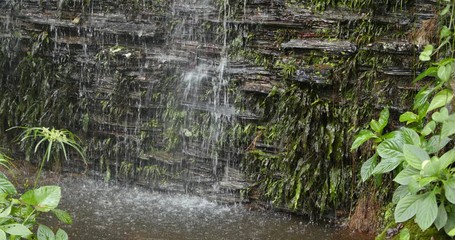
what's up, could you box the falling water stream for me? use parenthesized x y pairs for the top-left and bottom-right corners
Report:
(42, 176), (370, 240)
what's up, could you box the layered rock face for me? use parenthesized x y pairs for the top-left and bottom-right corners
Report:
(0, 0), (435, 214)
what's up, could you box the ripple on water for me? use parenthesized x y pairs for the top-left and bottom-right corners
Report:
(42, 177), (370, 240)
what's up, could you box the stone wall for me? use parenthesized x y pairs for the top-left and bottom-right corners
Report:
(0, 0), (436, 216)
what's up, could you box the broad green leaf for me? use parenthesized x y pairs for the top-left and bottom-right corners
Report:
(415, 192), (438, 231)
(418, 176), (438, 187)
(445, 183), (455, 204)
(432, 107), (449, 122)
(419, 53), (431, 61)
(422, 157), (441, 177)
(399, 112), (418, 124)
(0, 206), (11, 218)
(394, 166), (419, 185)
(441, 25), (452, 37)
(55, 229), (68, 240)
(401, 128), (420, 146)
(350, 130), (377, 150)
(21, 186), (61, 212)
(0, 224), (32, 237)
(422, 45), (434, 55)
(440, 149), (455, 170)
(421, 121), (436, 136)
(369, 120), (381, 133)
(393, 185), (410, 204)
(0, 177), (17, 195)
(383, 130), (402, 140)
(399, 228), (410, 240)
(445, 211), (455, 236)
(427, 89), (453, 113)
(435, 203), (448, 230)
(360, 154), (377, 182)
(425, 135), (451, 154)
(438, 57), (455, 66)
(418, 102), (430, 120)
(377, 138), (405, 160)
(438, 64), (452, 83)
(0, 230), (5, 240)
(51, 209), (73, 224)
(413, 89), (432, 110)
(419, 45), (433, 61)
(372, 158), (402, 175)
(37, 225), (54, 240)
(403, 144), (430, 170)
(394, 194), (421, 222)
(414, 66), (437, 83)
(441, 5), (451, 16)
(442, 120), (455, 138)
(378, 108), (389, 131)
(408, 176), (422, 194)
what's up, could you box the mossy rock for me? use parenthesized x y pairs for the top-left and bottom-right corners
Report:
(376, 221), (451, 240)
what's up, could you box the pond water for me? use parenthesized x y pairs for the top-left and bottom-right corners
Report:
(43, 176), (371, 240)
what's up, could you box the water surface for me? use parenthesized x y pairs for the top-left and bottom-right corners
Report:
(44, 176), (370, 240)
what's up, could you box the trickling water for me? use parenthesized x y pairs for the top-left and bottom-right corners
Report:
(44, 176), (370, 240)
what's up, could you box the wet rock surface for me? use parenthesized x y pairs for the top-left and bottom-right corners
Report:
(0, 0), (435, 211)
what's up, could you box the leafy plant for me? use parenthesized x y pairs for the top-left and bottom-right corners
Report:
(351, 1), (455, 236)
(0, 154), (71, 239)
(12, 127), (86, 187)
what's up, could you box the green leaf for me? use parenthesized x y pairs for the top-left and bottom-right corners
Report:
(37, 225), (55, 240)
(438, 64), (452, 83)
(55, 229), (68, 240)
(408, 177), (423, 194)
(377, 138), (405, 160)
(0, 206), (12, 218)
(360, 154), (377, 182)
(0, 224), (32, 237)
(350, 130), (377, 150)
(435, 203), (448, 230)
(51, 209), (72, 224)
(399, 112), (418, 124)
(399, 228), (410, 240)
(372, 158), (402, 175)
(441, 149), (455, 170)
(427, 89), (453, 113)
(378, 108), (389, 130)
(441, 5), (451, 16)
(445, 211), (455, 236)
(442, 120), (455, 138)
(21, 186), (61, 212)
(414, 66), (437, 83)
(394, 166), (419, 185)
(418, 176), (438, 187)
(393, 185), (410, 204)
(422, 157), (441, 177)
(425, 135), (451, 154)
(419, 53), (431, 61)
(369, 120), (381, 133)
(401, 128), (420, 146)
(421, 121), (436, 136)
(413, 89), (432, 110)
(394, 194), (421, 222)
(0, 230), (5, 240)
(419, 45), (433, 61)
(403, 144), (430, 170)
(445, 182), (455, 204)
(415, 192), (438, 231)
(432, 107), (449, 122)
(0, 176), (17, 195)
